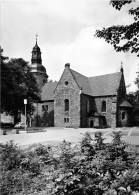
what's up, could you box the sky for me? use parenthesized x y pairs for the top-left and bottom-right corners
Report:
(1, 0), (139, 92)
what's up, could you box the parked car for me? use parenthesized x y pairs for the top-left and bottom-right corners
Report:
(14, 122), (26, 129)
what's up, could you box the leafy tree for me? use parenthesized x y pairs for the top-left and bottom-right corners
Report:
(95, 0), (139, 95)
(96, 0), (139, 56)
(1, 47), (40, 123)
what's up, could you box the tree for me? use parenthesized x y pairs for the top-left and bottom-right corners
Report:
(96, 0), (139, 96)
(1, 47), (40, 123)
(96, 0), (139, 56)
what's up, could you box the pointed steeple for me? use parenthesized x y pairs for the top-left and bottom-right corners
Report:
(31, 35), (42, 64)
(30, 35), (48, 87)
(35, 34), (38, 46)
(120, 61), (124, 74)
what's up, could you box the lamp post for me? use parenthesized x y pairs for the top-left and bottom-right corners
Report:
(24, 99), (27, 132)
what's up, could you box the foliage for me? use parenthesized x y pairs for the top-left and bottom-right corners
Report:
(95, 0), (139, 94)
(127, 92), (137, 105)
(0, 142), (55, 195)
(0, 132), (139, 195)
(53, 132), (139, 195)
(96, 0), (139, 56)
(1, 47), (40, 120)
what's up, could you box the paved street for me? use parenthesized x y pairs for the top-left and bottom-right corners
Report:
(0, 127), (139, 147)
(0, 127), (112, 146)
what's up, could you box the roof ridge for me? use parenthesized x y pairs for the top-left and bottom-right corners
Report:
(70, 69), (88, 78)
(88, 71), (121, 79)
(47, 81), (58, 83)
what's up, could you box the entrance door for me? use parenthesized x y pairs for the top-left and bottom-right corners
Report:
(90, 120), (94, 128)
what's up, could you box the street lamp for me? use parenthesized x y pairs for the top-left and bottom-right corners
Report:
(24, 99), (27, 132)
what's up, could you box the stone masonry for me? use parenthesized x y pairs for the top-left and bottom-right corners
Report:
(54, 64), (80, 127)
(94, 96), (117, 128)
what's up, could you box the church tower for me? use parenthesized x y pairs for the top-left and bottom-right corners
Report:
(30, 35), (48, 88)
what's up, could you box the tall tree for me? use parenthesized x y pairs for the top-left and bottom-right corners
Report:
(96, 0), (139, 98)
(1, 47), (40, 123)
(96, 0), (138, 56)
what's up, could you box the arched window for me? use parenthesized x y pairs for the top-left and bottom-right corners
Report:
(64, 99), (69, 111)
(101, 100), (106, 112)
(122, 112), (126, 120)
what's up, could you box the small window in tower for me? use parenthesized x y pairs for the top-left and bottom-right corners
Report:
(101, 100), (106, 112)
(65, 81), (69, 86)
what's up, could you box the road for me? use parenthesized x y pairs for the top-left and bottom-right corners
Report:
(0, 127), (139, 147)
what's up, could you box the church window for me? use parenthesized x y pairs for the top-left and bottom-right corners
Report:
(42, 105), (48, 112)
(122, 112), (125, 120)
(65, 81), (69, 86)
(101, 100), (106, 112)
(64, 99), (69, 111)
(64, 117), (69, 123)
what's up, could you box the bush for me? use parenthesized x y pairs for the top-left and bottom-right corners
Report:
(53, 132), (139, 195)
(0, 132), (139, 195)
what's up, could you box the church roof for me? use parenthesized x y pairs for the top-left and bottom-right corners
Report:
(41, 67), (123, 101)
(71, 70), (122, 96)
(88, 72), (122, 96)
(41, 81), (57, 101)
(119, 100), (132, 108)
(70, 69), (92, 96)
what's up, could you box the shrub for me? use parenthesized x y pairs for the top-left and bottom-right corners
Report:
(53, 132), (139, 195)
(0, 132), (139, 195)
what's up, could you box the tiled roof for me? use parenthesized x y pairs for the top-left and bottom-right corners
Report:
(41, 81), (57, 101)
(119, 100), (132, 107)
(88, 72), (122, 96)
(71, 69), (122, 96)
(70, 69), (92, 96)
(41, 69), (122, 101)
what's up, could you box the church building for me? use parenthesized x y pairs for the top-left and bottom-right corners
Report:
(30, 40), (132, 128)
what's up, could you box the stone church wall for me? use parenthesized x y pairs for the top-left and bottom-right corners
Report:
(80, 94), (95, 128)
(54, 66), (80, 127)
(94, 96), (117, 128)
(32, 101), (54, 127)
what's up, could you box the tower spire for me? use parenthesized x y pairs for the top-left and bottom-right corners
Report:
(31, 36), (48, 87)
(120, 61), (124, 73)
(35, 34), (38, 45)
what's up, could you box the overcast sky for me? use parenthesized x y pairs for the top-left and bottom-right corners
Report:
(1, 0), (139, 92)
